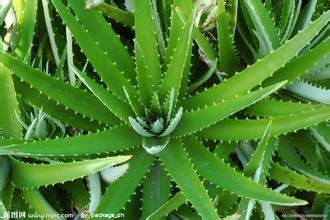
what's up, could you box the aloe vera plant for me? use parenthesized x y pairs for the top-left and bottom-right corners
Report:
(0, 0), (329, 219)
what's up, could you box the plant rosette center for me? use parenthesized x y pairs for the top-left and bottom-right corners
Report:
(128, 89), (183, 154)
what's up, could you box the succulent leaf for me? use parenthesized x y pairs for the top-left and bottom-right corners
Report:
(216, 0), (240, 75)
(142, 161), (170, 219)
(87, 173), (101, 214)
(182, 11), (330, 109)
(14, 0), (38, 61)
(0, 125), (140, 156)
(53, 0), (137, 99)
(129, 117), (155, 138)
(159, 139), (220, 219)
(100, 163), (129, 184)
(142, 136), (170, 155)
(286, 80), (330, 104)
(309, 122), (330, 152)
(175, 81), (286, 136)
(10, 155), (132, 188)
(0, 53), (120, 125)
(147, 192), (186, 220)
(134, 0), (162, 103)
(72, 66), (134, 123)
(160, 8), (195, 100)
(270, 163), (330, 193)
(20, 189), (60, 218)
(97, 3), (134, 26)
(14, 80), (103, 131)
(95, 149), (153, 216)
(160, 107), (183, 137)
(0, 67), (21, 139)
(184, 136), (307, 206)
(199, 105), (330, 140)
(278, 136), (330, 184)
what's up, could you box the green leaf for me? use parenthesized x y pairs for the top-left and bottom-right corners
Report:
(173, 206), (202, 219)
(11, 190), (34, 216)
(142, 136), (170, 155)
(290, 131), (323, 170)
(228, 0), (238, 34)
(286, 80), (330, 104)
(52, 0), (137, 99)
(151, 92), (162, 115)
(193, 28), (218, 62)
(311, 193), (328, 214)
(162, 88), (175, 121)
(214, 142), (237, 160)
(142, 161), (170, 219)
(11, 155), (131, 188)
(159, 0), (172, 35)
(0, 125), (140, 157)
(216, 190), (239, 217)
(305, 63), (330, 81)
(14, 80), (104, 131)
(0, 138), (25, 147)
(270, 163), (330, 193)
(183, 136), (307, 206)
(0, 157), (10, 217)
(97, 3), (134, 27)
(165, 0), (192, 64)
(314, 0), (328, 18)
(278, 0), (291, 34)
(54, 46), (67, 78)
(0, 67), (21, 139)
(278, 136), (330, 184)
(279, 0), (297, 43)
(151, 0), (167, 67)
(14, 0), (38, 61)
(286, 0), (302, 40)
(246, 99), (323, 117)
(123, 86), (144, 116)
(181, 11), (330, 110)
(216, 0), (239, 75)
(160, 8), (195, 101)
(240, 0), (279, 57)
(198, 105), (330, 140)
(310, 122), (330, 152)
(42, 0), (61, 66)
(301, 24), (330, 55)
(188, 59), (218, 92)
(68, 0), (136, 83)
(95, 149), (154, 216)
(2, 183), (14, 212)
(294, 0), (317, 32)
(134, 0), (162, 103)
(0, 52), (119, 125)
(21, 189), (61, 218)
(159, 139), (220, 220)
(243, 121), (275, 184)
(237, 0), (259, 58)
(237, 122), (277, 218)
(120, 189), (142, 220)
(0, 157), (9, 191)
(147, 192), (186, 220)
(243, 0), (280, 52)
(60, 179), (89, 210)
(174, 81), (286, 137)
(71, 66), (134, 123)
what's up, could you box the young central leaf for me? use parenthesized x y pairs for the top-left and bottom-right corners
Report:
(127, 89), (183, 154)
